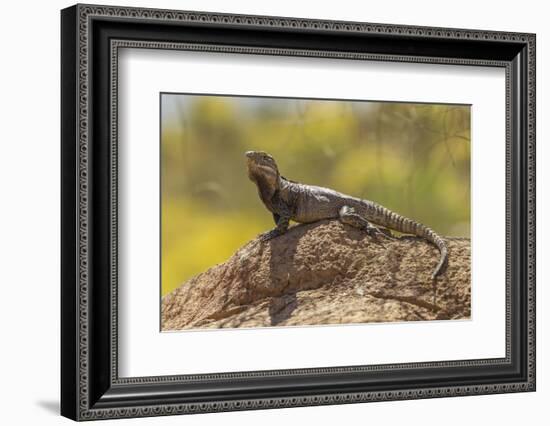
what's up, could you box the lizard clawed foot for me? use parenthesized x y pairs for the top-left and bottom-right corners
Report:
(364, 224), (396, 241)
(258, 229), (282, 242)
(376, 227), (398, 240)
(364, 223), (381, 237)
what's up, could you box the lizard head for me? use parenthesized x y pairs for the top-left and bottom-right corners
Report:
(245, 151), (279, 182)
(245, 151), (280, 200)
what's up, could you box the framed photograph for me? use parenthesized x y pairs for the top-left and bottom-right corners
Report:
(61, 4), (536, 421)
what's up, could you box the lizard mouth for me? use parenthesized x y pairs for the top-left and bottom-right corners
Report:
(245, 153), (256, 171)
(245, 151), (262, 166)
(246, 152), (260, 180)
(245, 151), (262, 171)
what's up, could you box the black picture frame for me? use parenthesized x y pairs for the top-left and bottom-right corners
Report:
(61, 4), (536, 421)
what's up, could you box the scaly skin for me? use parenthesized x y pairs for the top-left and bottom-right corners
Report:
(246, 150), (448, 279)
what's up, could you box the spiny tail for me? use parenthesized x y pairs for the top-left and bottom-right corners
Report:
(365, 202), (448, 279)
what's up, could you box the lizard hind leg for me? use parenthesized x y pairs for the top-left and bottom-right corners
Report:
(338, 205), (382, 237)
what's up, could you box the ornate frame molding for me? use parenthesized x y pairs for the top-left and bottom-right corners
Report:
(61, 4), (535, 421)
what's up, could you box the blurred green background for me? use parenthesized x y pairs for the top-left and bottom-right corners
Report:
(161, 94), (470, 296)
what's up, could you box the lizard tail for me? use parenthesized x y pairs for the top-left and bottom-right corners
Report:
(365, 202), (448, 279)
(422, 228), (448, 280)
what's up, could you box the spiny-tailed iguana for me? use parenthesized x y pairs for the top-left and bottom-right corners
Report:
(245, 150), (448, 279)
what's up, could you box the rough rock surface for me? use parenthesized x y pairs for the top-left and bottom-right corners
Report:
(162, 220), (470, 330)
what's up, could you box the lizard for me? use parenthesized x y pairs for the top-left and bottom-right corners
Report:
(245, 150), (448, 280)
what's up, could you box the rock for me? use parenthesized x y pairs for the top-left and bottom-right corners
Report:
(161, 220), (471, 330)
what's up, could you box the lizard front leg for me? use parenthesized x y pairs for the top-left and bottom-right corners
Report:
(259, 214), (290, 242)
(259, 203), (291, 242)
